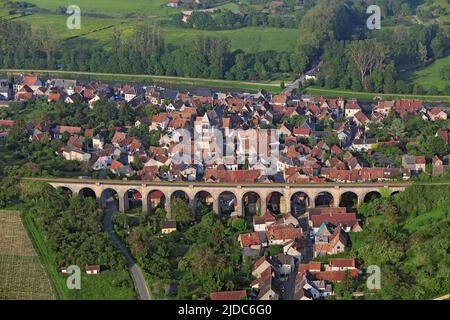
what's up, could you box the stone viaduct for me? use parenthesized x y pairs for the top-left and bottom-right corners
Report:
(32, 178), (409, 218)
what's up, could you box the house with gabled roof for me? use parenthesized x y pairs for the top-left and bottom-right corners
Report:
(251, 256), (274, 278)
(150, 113), (170, 131)
(272, 253), (295, 276)
(344, 100), (362, 118)
(402, 155), (426, 174)
(312, 269), (358, 283)
(54, 125), (82, 139)
(253, 211), (276, 232)
(256, 275), (283, 300)
(353, 110), (369, 127)
(428, 107), (447, 121)
(326, 258), (356, 271)
(238, 232), (267, 252)
(266, 223), (303, 246)
(313, 227), (350, 258)
(432, 156), (444, 176)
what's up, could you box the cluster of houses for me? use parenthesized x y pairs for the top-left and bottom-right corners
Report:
(211, 254), (360, 300)
(1, 75), (448, 183)
(231, 206), (361, 300)
(2, 75), (448, 300)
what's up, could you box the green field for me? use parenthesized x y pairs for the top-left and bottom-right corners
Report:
(0, 210), (56, 300)
(5, 0), (297, 53)
(69, 270), (136, 300)
(304, 86), (450, 102)
(8, 0), (175, 17)
(403, 208), (448, 233)
(400, 55), (450, 91)
(163, 26), (298, 53)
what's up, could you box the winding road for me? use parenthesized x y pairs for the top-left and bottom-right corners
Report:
(102, 198), (150, 300)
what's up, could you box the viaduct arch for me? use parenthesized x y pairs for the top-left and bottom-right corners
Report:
(45, 178), (408, 218)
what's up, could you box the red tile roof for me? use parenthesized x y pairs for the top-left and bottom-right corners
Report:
(111, 131), (127, 143)
(312, 269), (358, 282)
(299, 261), (321, 272)
(415, 156), (426, 164)
(55, 125), (82, 135)
(110, 160), (122, 170)
(210, 290), (247, 301)
(0, 120), (15, 127)
(47, 92), (61, 102)
(22, 76), (38, 86)
(239, 232), (262, 247)
(84, 129), (94, 138)
(328, 258), (355, 268)
(204, 169), (261, 183)
(266, 224), (303, 241)
(310, 212), (357, 228)
(293, 128), (311, 136)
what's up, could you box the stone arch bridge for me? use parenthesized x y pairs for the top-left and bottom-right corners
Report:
(29, 178), (410, 218)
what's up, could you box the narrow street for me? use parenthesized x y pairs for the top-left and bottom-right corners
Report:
(102, 198), (150, 300)
(283, 212), (312, 300)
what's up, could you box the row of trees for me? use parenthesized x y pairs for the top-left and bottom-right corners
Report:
(0, 19), (297, 81)
(172, 10), (299, 30)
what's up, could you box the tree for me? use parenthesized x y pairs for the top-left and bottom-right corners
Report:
(347, 40), (386, 91)
(431, 30), (450, 59)
(171, 198), (192, 224)
(439, 65), (450, 81)
(0, 175), (20, 208)
(230, 218), (247, 232)
(132, 154), (143, 170)
(387, 118), (405, 140)
(417, 42), (428, 64)
(383, 63), (396, 93)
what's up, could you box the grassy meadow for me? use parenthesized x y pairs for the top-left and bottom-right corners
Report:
(3, 0), (297, 53)
(304, 86), (450, 102)
(400, 55), (450, 92)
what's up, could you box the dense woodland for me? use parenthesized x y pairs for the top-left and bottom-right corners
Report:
(114, 200), (251, 299)
(344, 184), (450, 300)
(0, 0), (449, 94)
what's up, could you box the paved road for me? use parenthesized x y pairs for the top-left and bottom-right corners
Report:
(103, 199), (150, 300)
(283, 77), (302, 93)
(282, 265), (298, 300)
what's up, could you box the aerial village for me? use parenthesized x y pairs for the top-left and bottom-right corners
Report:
(0, 74), (449, 299)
